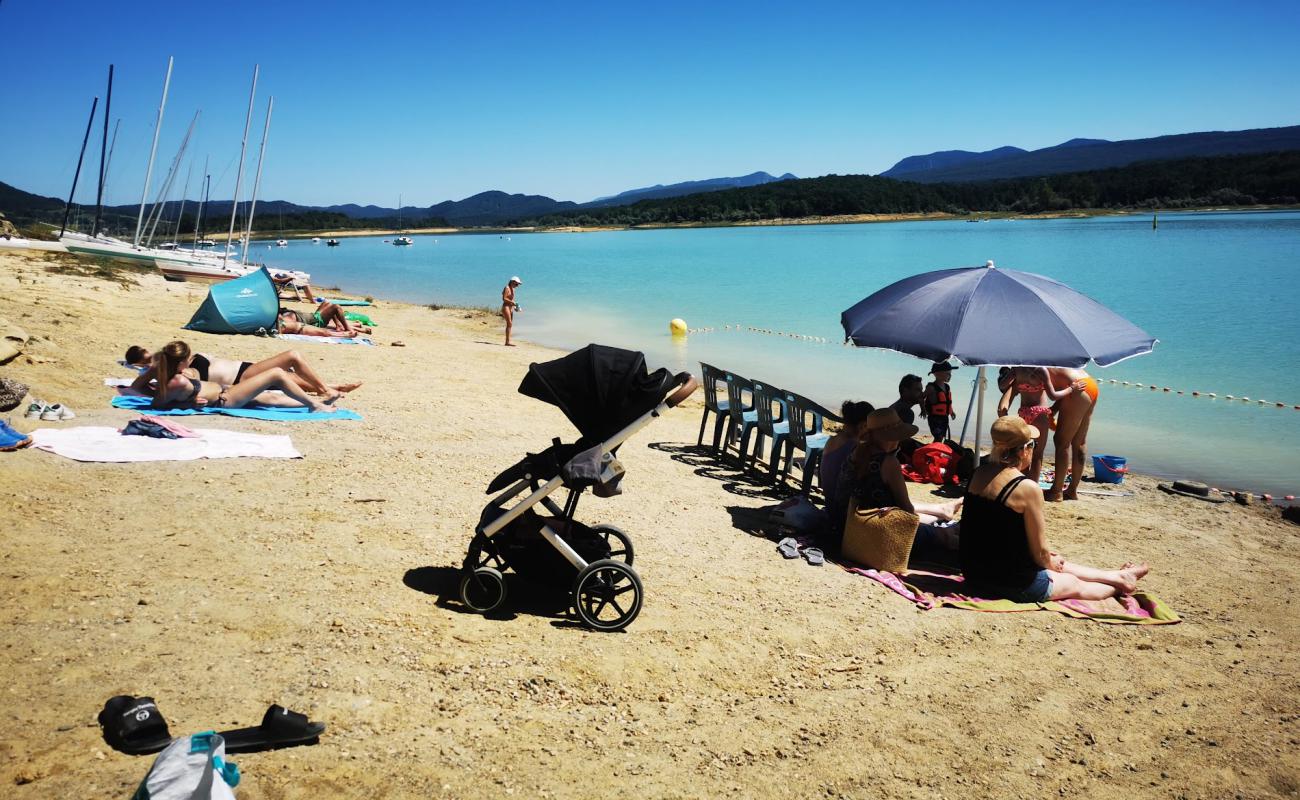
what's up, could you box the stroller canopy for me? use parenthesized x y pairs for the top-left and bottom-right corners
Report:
(519, 344), (677, 442)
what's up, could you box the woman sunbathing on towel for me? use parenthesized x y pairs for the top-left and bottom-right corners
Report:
(147, 341), (337, 413)
(960, 416), (1149, 602)
(278, 304), (370, 336)
(125, 345), (361, 402)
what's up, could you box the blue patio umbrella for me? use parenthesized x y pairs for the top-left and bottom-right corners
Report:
(840, 261), (1157, 454)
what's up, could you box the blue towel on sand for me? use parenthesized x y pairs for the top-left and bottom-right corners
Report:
(112, 394), (361, 421)
(277, 334), (374, 345)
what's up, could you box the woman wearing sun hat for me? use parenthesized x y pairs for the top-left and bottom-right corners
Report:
(960, 416), (1149, 602)
(501, 276), (523, 346)
(825, 409), (962, 558)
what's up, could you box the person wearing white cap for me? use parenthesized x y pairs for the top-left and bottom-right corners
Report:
(501, 276), (523, 346)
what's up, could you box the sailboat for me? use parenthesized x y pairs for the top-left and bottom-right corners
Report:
(57, 59), (272, 283)
(392, 194), (413, 245)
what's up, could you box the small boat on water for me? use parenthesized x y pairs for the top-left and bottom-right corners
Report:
(196, 238), (218, 247)
(276, 239), (288, 247)
(158, 242), (179, 250)
(393, 235), (413, 246)
(311, 237), (320, 243)
(326, 238), (340, 247)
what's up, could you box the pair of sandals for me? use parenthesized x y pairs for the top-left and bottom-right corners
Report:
(98, 696), (326, 756)
(777, 537), (824, 566)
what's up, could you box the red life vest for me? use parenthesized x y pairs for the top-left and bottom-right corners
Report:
(928, 384), (951, 416)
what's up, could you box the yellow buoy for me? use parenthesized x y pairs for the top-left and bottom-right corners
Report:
(669, 318), (688, 337)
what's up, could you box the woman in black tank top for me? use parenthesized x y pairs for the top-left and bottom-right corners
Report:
(961, 416), (1151, 602)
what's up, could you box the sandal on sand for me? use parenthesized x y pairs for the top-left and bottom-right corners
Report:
(803, 547), (825, 566)
(219, 705), (326, 753)
(776, 537), (800, 559)
(98, 695), (173, 755)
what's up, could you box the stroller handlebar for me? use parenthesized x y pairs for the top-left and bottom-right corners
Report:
(666, 372), (699, 408)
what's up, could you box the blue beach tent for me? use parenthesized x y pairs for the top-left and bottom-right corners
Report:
(184, 267), (279, 334)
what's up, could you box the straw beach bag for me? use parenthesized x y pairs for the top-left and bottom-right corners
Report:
(841, 500), (919, 573)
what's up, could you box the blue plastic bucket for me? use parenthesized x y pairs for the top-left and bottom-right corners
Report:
(1092, 455), (1128, 484)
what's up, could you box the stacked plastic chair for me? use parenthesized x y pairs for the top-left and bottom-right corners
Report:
(779, 390), (833, 495)
(696, 363), (731, 452)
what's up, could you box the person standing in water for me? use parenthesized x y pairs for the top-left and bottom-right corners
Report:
(502, 276), (522, 346)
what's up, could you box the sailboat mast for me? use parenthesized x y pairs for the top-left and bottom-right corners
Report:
(91, 64), (114, 238)
(59, 96), (99, 239)
(102, 119), (121, 197)
(144, 110), (199, 246)
(193, 157), (209, 247)
(135, 56), (174, 247)
(172, 161), (193, 243)
(241, 95), (274, 252)
(223, 64), (259, 266)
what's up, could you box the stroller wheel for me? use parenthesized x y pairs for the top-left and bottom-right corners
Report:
(572, 559), (643, 632)
(460, 567), (507, 614)
(591, 524), (634, 565)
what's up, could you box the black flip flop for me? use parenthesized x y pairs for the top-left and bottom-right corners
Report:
(219, 705), (326, 753)
(98, 695), (173, 755)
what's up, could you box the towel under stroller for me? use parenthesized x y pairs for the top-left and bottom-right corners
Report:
(458, 344), (697, 631)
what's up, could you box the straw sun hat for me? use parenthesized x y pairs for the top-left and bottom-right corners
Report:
(864, 409), (918, 441)
(990, 416), (1040, 450)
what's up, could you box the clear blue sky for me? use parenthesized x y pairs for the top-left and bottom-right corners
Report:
(2, 0), (1297, 208)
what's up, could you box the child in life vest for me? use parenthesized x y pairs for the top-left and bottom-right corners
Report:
(923, 361), (959, 442)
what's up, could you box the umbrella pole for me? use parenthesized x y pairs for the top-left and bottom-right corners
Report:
(973, 366), (986, 459)
(957, 371), (979, 447)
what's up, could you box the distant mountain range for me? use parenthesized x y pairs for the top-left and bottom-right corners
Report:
(880, 126), (1300, 183)
(587, 171), (797, 207)
(0, 171), (798, 228)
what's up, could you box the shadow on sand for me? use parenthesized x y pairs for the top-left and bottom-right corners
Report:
(402, 565), (590, 630)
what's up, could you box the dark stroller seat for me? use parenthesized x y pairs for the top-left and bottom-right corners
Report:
(457, 344), (697, 632)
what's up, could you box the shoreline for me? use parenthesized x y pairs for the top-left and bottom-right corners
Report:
(1, 248), (1298, 797)
(246, 204), (1300, 239)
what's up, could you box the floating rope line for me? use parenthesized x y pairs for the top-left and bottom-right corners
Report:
(1102, 379), (1299, 411)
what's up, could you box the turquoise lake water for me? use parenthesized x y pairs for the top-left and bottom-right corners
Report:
(253, 211), (1300, 498)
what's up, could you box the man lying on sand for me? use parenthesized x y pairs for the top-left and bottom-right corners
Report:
(125, 345), (362, 402)
(277, 306), (368, 337)
(146, 341), (338, 413)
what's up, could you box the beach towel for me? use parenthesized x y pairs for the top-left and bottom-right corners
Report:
(845, 565), (1179, 625)
(322, 298), (371, 306)
(111, 394), (361, 421)
(277, 334), (374, 346)
(105, 377), (134, 387)
(30, 426), (301, 462)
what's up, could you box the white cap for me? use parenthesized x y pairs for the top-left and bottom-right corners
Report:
(509, 276), (522, 285)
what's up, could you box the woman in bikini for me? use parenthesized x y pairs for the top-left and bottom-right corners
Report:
(1045, 367), (1100, 502)
(148, 341), (337, 413)
(126, 345), (361, 401)
(501, 276), (521, 346)
(997, 366), (1087, 485)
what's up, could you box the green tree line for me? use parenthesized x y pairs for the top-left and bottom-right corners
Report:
(514, 151), (1300, 227)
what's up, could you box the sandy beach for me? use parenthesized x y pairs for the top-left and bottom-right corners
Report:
(0, 249), (1297, 799)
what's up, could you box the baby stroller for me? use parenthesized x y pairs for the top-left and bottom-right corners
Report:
(459, 344), (697, 632)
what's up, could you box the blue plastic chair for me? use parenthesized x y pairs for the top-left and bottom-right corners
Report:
(696, 362), (731, 452)
(739, 379), (790, 478)
(722, 372), (757, 460)
(779, 391), (835, 494)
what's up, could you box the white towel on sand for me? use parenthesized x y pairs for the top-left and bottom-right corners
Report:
(30, 426), (302, 462)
